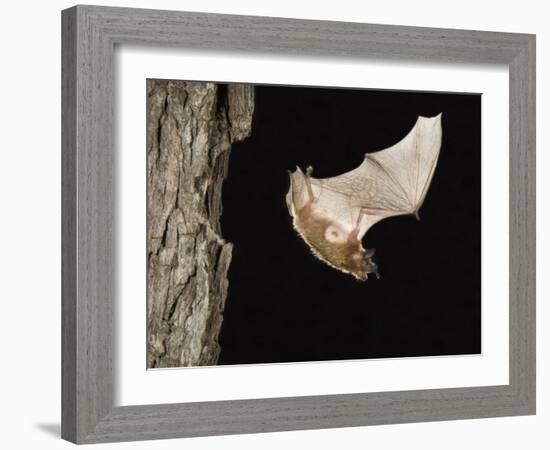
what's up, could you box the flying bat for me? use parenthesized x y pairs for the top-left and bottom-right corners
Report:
(286, 114), (442, 281)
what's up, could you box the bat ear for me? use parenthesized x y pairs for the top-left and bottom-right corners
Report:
(364, 248), (376, 258)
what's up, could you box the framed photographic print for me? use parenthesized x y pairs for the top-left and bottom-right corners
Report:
(62, 4), (536, 444)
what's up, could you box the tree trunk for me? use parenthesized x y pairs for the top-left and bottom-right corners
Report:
(147, 80), (254, 368)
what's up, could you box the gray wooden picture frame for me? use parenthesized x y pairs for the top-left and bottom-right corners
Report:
(61, 4), (536, 444)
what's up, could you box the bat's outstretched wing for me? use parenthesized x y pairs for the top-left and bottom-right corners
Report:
(287, 114), (442, 240)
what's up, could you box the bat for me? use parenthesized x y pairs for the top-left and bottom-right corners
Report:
(286, 114), (442, 281)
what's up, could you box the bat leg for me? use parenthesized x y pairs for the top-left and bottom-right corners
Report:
(355, 209), (365, 229)
(349, 209), (367, 242)
(352, 209), (377, 258)
(304, 165), (315, 202)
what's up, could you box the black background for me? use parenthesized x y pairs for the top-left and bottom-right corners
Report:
(218, 85), (481, 365)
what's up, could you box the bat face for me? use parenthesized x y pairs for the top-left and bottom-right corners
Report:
(286, 115), (442, 281)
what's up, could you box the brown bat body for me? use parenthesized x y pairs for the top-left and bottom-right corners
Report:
(286, 114), (442, 281)
(290, 174), (379, 280)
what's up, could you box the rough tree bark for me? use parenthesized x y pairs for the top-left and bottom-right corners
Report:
(147, 80), (254, 368)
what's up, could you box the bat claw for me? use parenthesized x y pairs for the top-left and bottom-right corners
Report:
(306, 165), (313, 177)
